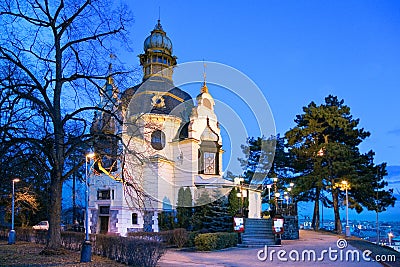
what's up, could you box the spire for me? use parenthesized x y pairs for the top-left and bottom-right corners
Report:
(201, 61), (208, 93)
(107, 63), (114, 85)
(107, 54), (116, 84)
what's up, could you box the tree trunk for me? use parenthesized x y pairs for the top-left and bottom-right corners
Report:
(332, 188), (342, 233)
(47, 171), (62, 249)
(73, 168), (76, 224)
(46, 31), (64, 250)
(311, 187), (320, 230)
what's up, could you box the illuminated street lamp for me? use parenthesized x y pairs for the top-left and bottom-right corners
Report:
(8, 178), (20, 244)
(266, 184), (272, 210)
(388, 232), (394, 246)
(80, 153), (95, 262)
(274, 192), (280, 212)
(284, 195), (289, 208)
(341, 180), (351, 237)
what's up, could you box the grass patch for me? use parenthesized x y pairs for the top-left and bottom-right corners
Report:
(0, 241), (127, 266)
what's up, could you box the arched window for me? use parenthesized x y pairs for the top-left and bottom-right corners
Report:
(198, 141), (220, 175)
(151, 130), (166, 150)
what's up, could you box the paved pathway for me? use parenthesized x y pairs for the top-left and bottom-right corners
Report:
(158, 230), (386, 266)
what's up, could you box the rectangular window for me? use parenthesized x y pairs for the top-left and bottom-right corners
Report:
(204, 152), (216, 174)
(132, 213), (138, 224)
(99, 206), (110, 215)
(97, 190), (111, 200)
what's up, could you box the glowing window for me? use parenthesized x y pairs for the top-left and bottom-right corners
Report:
(204, 152), (215, 174)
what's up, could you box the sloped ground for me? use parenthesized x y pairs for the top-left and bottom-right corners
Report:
(346, 237), (400, 267)
(0, 241), (126, 267)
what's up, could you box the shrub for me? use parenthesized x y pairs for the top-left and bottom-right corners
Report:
(61, 231), (85, 251)
(185, 231), (200, 247)
(93, 235), (166, 266)
(172, 228), (188, 248)
(15, 227), (47, 244)
(195, 232), (237, 251)
(127, 229), (188, 248)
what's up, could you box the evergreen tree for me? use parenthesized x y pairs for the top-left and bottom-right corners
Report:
(227, 187), (241, 216)
(238, 136), (276, 185)
(191, 190), (213, 232)
(285, 95), (395, 233)
(238, 135), (292, 213)
(203, 196), (232, 232)
(176, 187), (193, 230)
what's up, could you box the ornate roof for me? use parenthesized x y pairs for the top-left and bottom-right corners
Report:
(121, 76), (193, 121)
(143, 20), (173, 54)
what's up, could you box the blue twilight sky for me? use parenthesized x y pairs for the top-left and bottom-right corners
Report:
(117, 1), (400, 221)
(124, 0), (400, 167)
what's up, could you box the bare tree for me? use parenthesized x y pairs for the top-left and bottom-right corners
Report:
(0, 0), (133, 250)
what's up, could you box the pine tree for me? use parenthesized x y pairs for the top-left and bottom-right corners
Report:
(176, 187), (193, 230)
(286, 95), (396, 233)
(191, 190), (212, 231)
(203, 196), (232, 233)
(227, 187), (241, 216)
(238, 136), (276, 185)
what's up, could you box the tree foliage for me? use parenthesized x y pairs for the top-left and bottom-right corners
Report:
(191, 191), (212, 231)
(285, 95), (396, 232)
(176, 187), (193, 230)
(227, 187), (240, 216)
(203, 195), (232, 233)
(238, 135), (292, 210)
(238, 135), (283, 186)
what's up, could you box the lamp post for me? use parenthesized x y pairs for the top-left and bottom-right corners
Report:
(342, 180), (350, 237)
(376, 188), (380, 245)
(284, 195), (289, 208)
(81, 153), (95, 262)
(388, 232), (394, 246)
(274, 192), (280, 213)
(8, 178), (20, 244)
(273, 178), (278, 213)
(266, 184), (272, 210)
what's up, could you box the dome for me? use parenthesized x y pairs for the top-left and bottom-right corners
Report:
(121, 76), (193, 121)
(144, 20), (173, 54)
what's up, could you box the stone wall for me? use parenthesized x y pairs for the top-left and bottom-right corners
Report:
(282, 215), (299, 240)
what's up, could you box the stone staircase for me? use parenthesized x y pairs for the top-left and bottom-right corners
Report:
(240, 218), (275, 247)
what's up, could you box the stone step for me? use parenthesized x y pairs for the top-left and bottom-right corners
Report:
(245, 221), (271, 226)
(244, 231), (273, 236)
(239, 238), (276, 247)
(241, 219), (275, 246)
(243, 235), (274, 240)
(243, 236), (273, 241)
(244, 228), (272, 232)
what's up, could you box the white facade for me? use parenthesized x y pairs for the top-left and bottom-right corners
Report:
(87, 21), (261, 236)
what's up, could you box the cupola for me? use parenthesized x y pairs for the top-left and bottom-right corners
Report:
(139, 20), (177, 81)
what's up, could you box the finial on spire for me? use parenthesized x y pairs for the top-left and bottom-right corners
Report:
(201, 61), (208, 93)
(107, 54), (116, 84)
(154, 7), (163, 31)
(203, 61), (207, 85)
